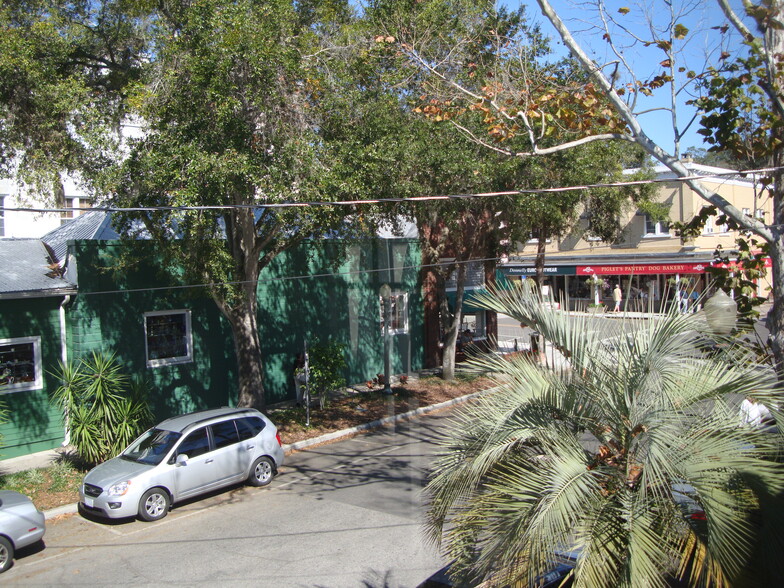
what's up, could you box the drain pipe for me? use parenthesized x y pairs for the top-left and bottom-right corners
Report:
(59, 294), (72, 446)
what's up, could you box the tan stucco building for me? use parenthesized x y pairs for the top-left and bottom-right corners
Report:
(501, 162), (773, 311)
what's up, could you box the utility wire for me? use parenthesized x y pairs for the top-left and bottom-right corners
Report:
(3, 167), (779, 215)
(76, 255), (504, 298)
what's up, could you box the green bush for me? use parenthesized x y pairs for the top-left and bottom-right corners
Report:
(50, 351), (153, 465)
(308, 340), (347, 408)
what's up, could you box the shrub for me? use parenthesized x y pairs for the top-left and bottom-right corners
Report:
(50, 351), (153, 465)
(307, 340), (347, 408)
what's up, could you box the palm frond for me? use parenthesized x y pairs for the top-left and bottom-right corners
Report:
(426, 286), (784, 587)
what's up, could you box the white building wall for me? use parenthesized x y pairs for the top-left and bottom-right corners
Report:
(0, 118), (143, 239)
(0, 175), (92, 239)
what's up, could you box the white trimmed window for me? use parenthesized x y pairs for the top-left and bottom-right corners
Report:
(644, 215), (670, 236)
(60, 196), (93, 225)
(379, 292), (409, 335)
(0, 336), (43, 393)
(144, 310), (193, 367)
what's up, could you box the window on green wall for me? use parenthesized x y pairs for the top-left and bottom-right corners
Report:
(379, 292), (409, 335)
(0, 336), (43, 393)
(144, 310), (193, 368)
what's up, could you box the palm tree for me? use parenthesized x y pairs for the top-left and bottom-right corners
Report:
(424, 286), (784, 587)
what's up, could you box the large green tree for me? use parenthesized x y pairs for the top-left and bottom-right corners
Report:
(0, 0), (149, 196)
(112, 0), (362, 408)
(426, 287), (784, 587)
(1, 0), (368, 408)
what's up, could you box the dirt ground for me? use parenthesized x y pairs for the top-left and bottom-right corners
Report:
(272, 375), (493, 444)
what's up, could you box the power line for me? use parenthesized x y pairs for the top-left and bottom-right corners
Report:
(3, 167), (779, 215)
(76, 255), (504, 298)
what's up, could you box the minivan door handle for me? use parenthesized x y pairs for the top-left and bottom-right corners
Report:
(245, 444), (255, 450)
(205, 458), (213, 464)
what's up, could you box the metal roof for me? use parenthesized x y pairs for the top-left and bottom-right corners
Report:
(42, 211), (121, 262)
(0, 239), (76, 299)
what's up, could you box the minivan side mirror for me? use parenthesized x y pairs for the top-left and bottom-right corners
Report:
(175, 453), (189, 466)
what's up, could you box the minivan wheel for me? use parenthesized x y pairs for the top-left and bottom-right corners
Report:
(138, 488), (170, 522)
(248, 456), (275, 487)
(0, 536), (14, 573)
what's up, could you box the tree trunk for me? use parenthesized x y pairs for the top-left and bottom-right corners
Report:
(423, 255), (443, 369)
(225, 299), (266, 409)
(767, 243), (784, 370)
(767, 6), (784, 376)
(442, 260), (468, 381)
(219, 207), (267, 409)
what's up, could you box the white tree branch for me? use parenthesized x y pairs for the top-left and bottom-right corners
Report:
(718, 0), (755, 41)
(535, 0), (773, 242)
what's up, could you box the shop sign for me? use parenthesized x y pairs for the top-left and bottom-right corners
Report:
(577, 263), (710, 276)
(502, 266), (575, 276)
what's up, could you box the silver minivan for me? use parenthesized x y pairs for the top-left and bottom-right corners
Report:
(79, 407), (284, 521)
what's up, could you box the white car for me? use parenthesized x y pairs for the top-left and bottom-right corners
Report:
(0, 490), (46, 573)
(79, 407), (284, 522)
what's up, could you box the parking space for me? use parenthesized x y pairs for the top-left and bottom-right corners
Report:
(4, 412), (451, 587)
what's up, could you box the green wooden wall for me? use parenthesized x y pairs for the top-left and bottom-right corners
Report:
(68, 238), (422, 421)
(0, 297), (67, 459)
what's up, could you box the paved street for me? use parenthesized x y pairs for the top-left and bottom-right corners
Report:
(3, 409), (451, 587)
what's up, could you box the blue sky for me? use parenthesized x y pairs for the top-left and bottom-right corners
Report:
(504, 0), (746, 154)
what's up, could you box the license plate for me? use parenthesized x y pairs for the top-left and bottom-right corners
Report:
(83, 497), (94, 508)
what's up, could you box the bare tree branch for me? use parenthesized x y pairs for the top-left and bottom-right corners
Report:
(535, 0), (773, 241)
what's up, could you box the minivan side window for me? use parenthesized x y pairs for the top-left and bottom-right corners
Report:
(211, 420), (240, 449)
(235, 416), (265, 441)
(177, 427), (210, 458)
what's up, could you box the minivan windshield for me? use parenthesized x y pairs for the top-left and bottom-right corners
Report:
(121, 428), (182, 465)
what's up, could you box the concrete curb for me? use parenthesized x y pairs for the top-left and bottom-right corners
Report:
(43, 386), (494, 520)
(281, 387), (492, 454)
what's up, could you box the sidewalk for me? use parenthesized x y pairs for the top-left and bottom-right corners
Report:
(0, 447), (72, 477)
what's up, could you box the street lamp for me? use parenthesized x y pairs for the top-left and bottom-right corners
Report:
(379, 283), (394, 395)
(703, 289), (737, 336)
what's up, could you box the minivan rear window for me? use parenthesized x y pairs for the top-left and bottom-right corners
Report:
(235, 416), (265, 440)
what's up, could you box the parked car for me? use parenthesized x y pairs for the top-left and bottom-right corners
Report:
(0, 490), (46, 573)
(79, 407), (284, 522)
(419, 488), (706, 587)
(418, 553), (576, 588)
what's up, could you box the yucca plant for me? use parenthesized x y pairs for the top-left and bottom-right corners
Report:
(425, 286), (784, 587)
(51, 352), (153, 465)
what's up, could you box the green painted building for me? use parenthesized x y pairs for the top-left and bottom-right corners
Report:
(1, 214), (423, 460)
(0, 240), (76, 459)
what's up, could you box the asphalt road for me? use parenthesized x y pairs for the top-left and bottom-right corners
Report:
(3, 409), (452, 587)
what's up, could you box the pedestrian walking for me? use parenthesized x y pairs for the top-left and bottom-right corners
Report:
(613, 283), (622, 312)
